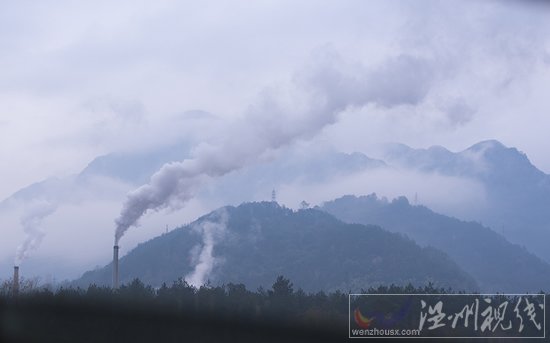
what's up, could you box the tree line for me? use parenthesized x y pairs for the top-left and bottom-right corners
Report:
(0, 276), (457, 343)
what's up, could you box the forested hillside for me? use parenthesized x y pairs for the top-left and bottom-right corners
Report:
(76, 202), (477, 292)
(322, 194), (550, 292)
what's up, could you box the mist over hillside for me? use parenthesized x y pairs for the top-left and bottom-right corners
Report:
(322, 194), (550, 293)
(75, 202), (478, 292)
(3, 139), (550, 281)
(381, 140), (550, 262)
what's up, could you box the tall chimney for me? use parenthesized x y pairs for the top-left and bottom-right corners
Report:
(113, 245), (119, 289)
(13, 266), (19, 295)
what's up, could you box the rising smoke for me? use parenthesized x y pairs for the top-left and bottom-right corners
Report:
(14, 200), (56, 266)
(114, 50), (435, 244)
(184, 209), (228, 287)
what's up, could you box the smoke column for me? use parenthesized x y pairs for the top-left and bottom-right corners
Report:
(14, 201), (56, 266)
(185, 209), (227, 287)
(114, 51), (434, 243)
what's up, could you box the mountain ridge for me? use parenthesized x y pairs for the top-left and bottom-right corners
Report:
(381, 140), (550, 262)
(321, 194), (550, 292)
(4, 139), (550, 274)
(74, 201), (478, 292)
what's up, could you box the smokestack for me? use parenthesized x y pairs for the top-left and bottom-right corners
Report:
(13, 266), (19, 295)
(112, 245), (119, 289)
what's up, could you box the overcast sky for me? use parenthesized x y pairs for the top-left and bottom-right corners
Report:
(1, 0), (550, 280)
(1, 0), (549, 200)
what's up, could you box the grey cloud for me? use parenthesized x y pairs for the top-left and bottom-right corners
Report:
(444, 98), (477, 127)
(295, 50), (435, 110)
(114, 48), (438, 244)
(362, 55), (435, 107)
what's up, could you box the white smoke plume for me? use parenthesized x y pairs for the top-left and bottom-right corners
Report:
(14, 200), (57, 266)
(184, 209), (228, 287)
(114, 49), (435, 244)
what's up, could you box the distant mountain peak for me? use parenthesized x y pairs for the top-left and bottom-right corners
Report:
(460, 140), (542, 179)
(385, 139), (507, 156)
(427, 145), (451, 153)
(465, 139), (505, 152)
(383, 142), (414, 154)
